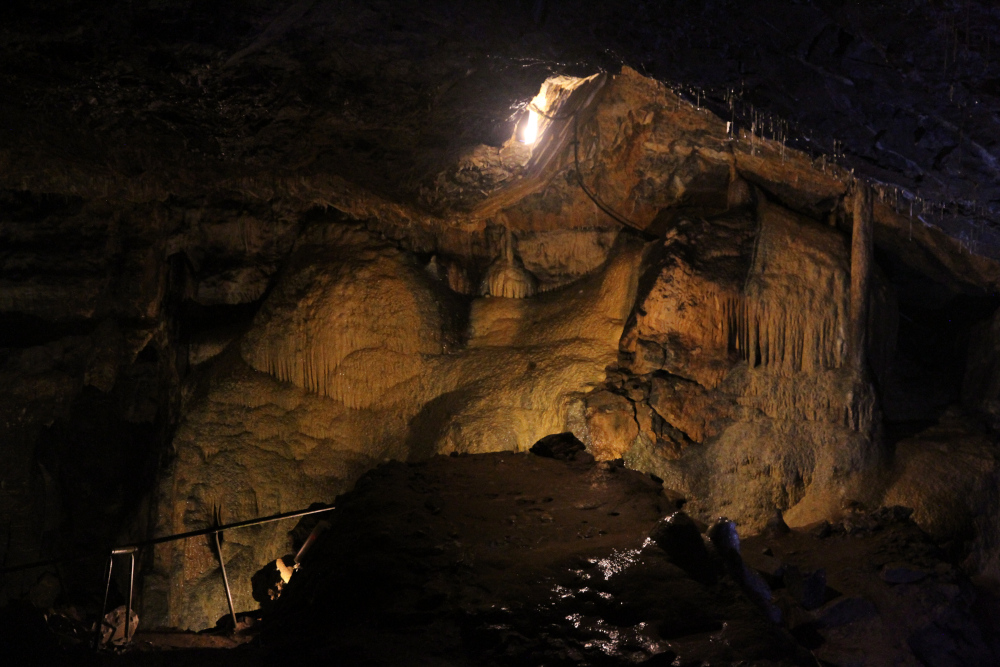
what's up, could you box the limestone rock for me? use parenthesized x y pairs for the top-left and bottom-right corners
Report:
(444, 259), (473, 295)
(479, 258), (537, 298)
(188, 326), (240, 366)
(882, 416), (998, 543)
(27, 572), (60, 610)
(241, 224), (444, 407)
(647, 511), (716, 586)
(964, 306), (1000, 428)
(622, 199), (879, 532)
(881, 414), (1000, 590)
(583, 390), (639, 460)
(528, 432), (587, 462)
(648, 374), (726, 444)
(194, 266), (273, 305)
(479, 228), (537, 299)
(100, 605), (139, 647)
(147, 233), (647, 627)
(812, 596), (878, 629)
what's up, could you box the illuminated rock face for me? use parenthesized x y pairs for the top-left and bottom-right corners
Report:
(145, 224), (645, 628)
(2, 59), (995, 628)
(145, 194), (884, 625)
(614, 199), (884, 532)
(242, 225), (446, 406)
(4, 1), (1000, 644)
(141, 68), (961, 628)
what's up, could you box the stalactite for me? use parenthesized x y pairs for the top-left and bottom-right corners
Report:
(710, 287), (848, 376)
(446, 261), (473, 295)
(242, 228), (445, 407)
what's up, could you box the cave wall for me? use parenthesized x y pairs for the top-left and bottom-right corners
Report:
(146, 181), (892, 627)
(611, 197), (884, 531)
(5, 62), (1000, 628)
(144, 222), (645, 628)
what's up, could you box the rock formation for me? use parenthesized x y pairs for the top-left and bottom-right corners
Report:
(4, 5), (1000, 657)
(133, 67), (994, 627)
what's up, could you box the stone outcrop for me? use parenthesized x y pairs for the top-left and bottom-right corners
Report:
(3, 29), (1000, 647)
(133, 67), (1000, 627)
(603, 197), (883, 531)
(145, 222), (645, 627)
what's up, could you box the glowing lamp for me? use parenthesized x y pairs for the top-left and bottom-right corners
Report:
(521, 107), (540, 145)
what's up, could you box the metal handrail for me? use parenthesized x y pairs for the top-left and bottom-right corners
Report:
(1, 505), (335, 647)
(1, 505), (336, 574)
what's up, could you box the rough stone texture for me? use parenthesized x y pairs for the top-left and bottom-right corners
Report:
(241, 224), (447, 404)
(964, 306), (1000, 428)
(742, 507), (997, 667)
(263, 452), (814, 666)
(138, 67), (1000, 626)
(582, 390), (638, 461)
(882, 412), (1000, 592)
(615, 198), (881, 532)
(145, 225), (645, 628)
(4, 4), (1000, 645)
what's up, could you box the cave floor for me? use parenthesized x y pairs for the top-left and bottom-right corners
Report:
(15, 450), (1000, 666)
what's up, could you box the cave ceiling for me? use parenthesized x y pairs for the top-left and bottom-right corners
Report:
(10, 2), (1000, 646)
(2, 0), (1000, 258)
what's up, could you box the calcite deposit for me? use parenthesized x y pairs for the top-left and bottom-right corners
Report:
(136, 67), (984, 628)
(5, 4), (1000, 664)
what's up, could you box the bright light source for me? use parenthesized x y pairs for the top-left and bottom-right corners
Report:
(521, 108), (539, 145)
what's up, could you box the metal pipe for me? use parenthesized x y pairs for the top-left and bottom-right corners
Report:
(213, 531), (238, 631)
(1, 505), (335, 573)
(125, 551), (135, 644)
(94, 555), (113, 649)
(294, 520), (330, 564)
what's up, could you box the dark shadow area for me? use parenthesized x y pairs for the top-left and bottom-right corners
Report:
(876, 249), (1000, 426)
(33, 386), (162, 605)
(0, 313), (95, 349)
(176, 300), (261, 344)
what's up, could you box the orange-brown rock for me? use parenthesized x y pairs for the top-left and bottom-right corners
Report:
(648, 375), (727, 444)
(583, 390), (639, 460)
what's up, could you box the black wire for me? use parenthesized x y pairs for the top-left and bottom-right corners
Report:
(527, 103), (577, 122)
(569, 111), (656, 239)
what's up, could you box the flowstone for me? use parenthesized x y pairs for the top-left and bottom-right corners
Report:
(145, 224), (645, 628)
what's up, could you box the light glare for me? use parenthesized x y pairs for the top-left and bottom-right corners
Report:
(522, 108), (539, 145)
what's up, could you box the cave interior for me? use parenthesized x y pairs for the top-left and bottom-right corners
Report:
(5, 1), (1000, 665)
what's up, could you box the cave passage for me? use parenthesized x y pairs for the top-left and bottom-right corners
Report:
(877, 248), (1000, 439)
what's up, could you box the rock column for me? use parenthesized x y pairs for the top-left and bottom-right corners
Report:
(849, 180), (873, 374)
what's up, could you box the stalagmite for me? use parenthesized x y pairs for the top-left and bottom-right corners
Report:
(480, 227), (538, 298)
(849, 180), (874, 374)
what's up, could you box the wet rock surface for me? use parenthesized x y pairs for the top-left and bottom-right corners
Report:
(5, 3), (1000, 655)
(262, 451), (811, 666)
(3, 453), (1000, 666)
(742, 506), (1000, 666)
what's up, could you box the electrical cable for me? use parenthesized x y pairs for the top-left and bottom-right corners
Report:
(527, 98), (654, 238)
(570, 112), (654, 238)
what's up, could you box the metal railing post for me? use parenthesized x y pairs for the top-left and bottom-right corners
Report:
(93, 554), (114, 649)
(2, 504), (336, 644)
(125, 550), (135, 643)
(213, 530), (238, 631)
